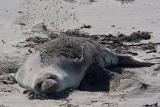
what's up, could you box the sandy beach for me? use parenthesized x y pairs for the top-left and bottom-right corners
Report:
(0, 0), (160, 107)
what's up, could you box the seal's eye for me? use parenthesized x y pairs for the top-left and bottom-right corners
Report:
(47, 77), (55, 80)
(46, 75), (58, 81)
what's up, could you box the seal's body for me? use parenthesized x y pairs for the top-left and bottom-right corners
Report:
(16, 52), (91, 94)
(15, 37), (156, 94)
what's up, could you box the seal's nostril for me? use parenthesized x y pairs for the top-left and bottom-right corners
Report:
(41, 79), (58, 94)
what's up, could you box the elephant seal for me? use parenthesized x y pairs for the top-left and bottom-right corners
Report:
(15, 36), (157, 94)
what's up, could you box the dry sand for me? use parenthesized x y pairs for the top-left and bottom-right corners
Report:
(0, 0), (160, 107)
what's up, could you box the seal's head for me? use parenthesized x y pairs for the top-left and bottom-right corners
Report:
(15, 52), (63, 94)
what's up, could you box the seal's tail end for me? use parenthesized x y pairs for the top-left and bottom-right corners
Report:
(117, 55), (158, 67)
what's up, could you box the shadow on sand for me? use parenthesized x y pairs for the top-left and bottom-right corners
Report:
(79, 64), (124, 92)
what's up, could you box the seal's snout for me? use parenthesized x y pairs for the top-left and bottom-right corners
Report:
(34, 74), (59, 94)
(41, 79), (58, 94)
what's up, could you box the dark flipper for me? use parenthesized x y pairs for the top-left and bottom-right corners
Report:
(117, 54), (159, 67)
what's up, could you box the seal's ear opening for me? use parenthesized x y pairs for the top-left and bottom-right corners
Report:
(41, 79), (58, 94)
(117, 55), (158, 67)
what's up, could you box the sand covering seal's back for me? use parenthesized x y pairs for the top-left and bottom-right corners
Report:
(38, 36), (101, 63)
